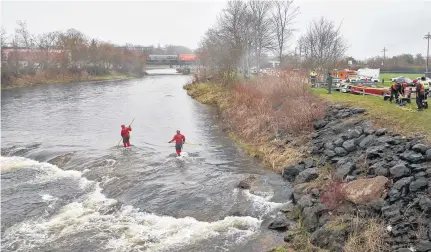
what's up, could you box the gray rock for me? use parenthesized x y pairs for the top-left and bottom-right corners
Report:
(359, 135), (376, 148)
(414, 171), (426, 178)
(324, 149), (336, 158)
(354, 135), (366, 146)
(268, 216), (295, 230)
(390, 163), (410, 178)
(342, 139), (356, 152)
(298, 194), (314, 209)
(410, 177), (428, 192)
(366, 145), (386, 159)
(426, 149), (431, 161)
(382, 205), (400, 219)
(391, 222), (410, 237)
(393, 176), (414, 190)
(412, 144), (428, 154)
(363, 127), (375, 135)
(416, 240), (431, 252)
(400, 150), (424, 163)
(419, 197), (431, 213)
(283, 164), (306, 182)
(410, 164), (426, 172)
(334, 147), (348, 157)
(314, 120), (328, 130)
(302, 207), (319, 232)
(311, 188), (320, 197)
(335, 162), (355, 180)
(280, 204), (294, 213)
(376, 136), (394, 144)
(394, 249), (412, 252)
(355, 126), (364, 134)
(303, 158), (315, 168)
(352, 108), (366, 114)
(375, 128), (387, 136)
(334, 138), (344, 147)
(324, 142), (335, 150)
(368, 199), (388, 212)
(347, 129), (360, 139)
(310, 227), (347, 251)
(295, 168), (318, 184)
(375, 167), (389, 176)
(284, 230), (299, 242)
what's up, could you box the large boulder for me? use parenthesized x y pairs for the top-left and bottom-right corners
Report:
(295, 168), (319, 184)
(389, 163), (410, 178)
(343, 176), (389, 205)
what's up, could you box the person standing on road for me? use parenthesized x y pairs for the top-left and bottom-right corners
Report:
(121, 124), (132, 148)
(169, 130), (186, 156)
(416, 77), (426, 111)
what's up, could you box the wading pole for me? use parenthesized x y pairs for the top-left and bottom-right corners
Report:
(117, 118), (135, 146)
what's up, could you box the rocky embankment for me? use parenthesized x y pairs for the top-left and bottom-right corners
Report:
(257, 105), (431, 251)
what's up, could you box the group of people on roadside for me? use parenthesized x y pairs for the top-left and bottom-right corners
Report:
(389, 76), (428, 111)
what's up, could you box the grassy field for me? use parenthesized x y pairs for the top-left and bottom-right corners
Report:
(311, 88), (431, 141)
(380, 73), (422, 82)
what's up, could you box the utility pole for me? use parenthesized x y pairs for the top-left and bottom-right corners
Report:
(382, 47), (388, 66)
(425, 32), (430, 77)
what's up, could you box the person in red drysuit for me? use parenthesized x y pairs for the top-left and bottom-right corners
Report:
(121, 124), (132, 148)
(168, 130), (186, 156)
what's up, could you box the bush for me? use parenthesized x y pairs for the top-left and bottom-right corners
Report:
(320, 180), (346, 210)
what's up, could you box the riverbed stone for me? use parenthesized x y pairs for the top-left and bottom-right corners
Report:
(295, 168), (318, 184)
(343, 176), (389, 205)
(237, 175), (257, 189)
(359, 135), (375, 148)
(268, 216), (296, 231)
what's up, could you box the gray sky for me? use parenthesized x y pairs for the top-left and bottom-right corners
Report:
(1, 0), (430, 59)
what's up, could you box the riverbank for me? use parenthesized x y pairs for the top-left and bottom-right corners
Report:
(185, 78), (431, 252)
(1, 72), (143, 90)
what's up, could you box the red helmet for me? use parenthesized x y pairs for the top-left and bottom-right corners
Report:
(121, 124), (125, 128)
(176, 130), (180, 133)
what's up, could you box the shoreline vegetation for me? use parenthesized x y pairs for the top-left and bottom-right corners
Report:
(185, 74), (431, 252)
(1, 72), (143, 90)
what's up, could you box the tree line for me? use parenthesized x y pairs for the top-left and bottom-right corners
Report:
(196, 0), (348, 82)
(1, 21), (193, 86)
(348, 54), (428, 73)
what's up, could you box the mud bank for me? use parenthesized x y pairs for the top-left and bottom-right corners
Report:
(185, 82), (431, 252)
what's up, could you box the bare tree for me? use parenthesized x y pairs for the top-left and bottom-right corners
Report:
(300, 17), (348, 72)
(1, 26), (8, 47)
(249, 0), (273, 72)
(271, 0), (300, 63)
(15, 21), (35, 48)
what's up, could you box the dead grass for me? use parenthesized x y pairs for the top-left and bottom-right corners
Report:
(184, 74), (327, 172)
(343, 216), (389, 252)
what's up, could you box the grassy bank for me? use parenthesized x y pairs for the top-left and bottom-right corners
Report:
(1, 73), (138, 90)
(312, 88), (431, 141)
(184, 76), (326, 173)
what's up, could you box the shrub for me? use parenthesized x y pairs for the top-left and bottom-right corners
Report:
(320, 180), (346, 210)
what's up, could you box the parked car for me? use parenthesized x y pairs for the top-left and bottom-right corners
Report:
(392, 77), (413, 84)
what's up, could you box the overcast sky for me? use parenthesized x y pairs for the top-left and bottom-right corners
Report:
(1, 0), (430, 59)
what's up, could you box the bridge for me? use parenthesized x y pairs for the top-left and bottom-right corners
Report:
(145, 54), (198, 66)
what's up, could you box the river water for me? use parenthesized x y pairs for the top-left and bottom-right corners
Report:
(1, 69), (291, 252)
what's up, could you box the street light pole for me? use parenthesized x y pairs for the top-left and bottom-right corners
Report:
(382, 47), (387, 66)
(424, 32), (430, 77)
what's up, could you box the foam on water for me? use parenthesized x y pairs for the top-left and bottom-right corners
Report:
(241, 189), (285, 218)
(1, 156), (263, 252)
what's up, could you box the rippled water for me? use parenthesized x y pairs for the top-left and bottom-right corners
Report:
(1, 69), (292, 252)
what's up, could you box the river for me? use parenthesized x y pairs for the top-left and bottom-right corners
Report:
(1, 69), (291, 252)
